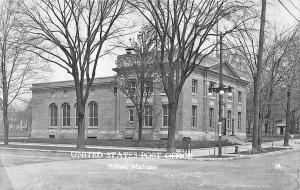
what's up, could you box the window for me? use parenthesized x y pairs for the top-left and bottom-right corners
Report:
(128, 107), (134, 123)
(89, 102), (98, 126)
(209, 108), (214, 128)
(75, 105), (78, 127)
(129, 80), (136, 93)
(144, 105), (153, 127)
(162, 105), (169, 127)
(227, 88), (233, 101)
(227, 110), (231, 129)
(145, 80), (153, 94)
(62, 103), (70, 126)
(114, 87), (118, 96)
(238, 112), (241, 129)
(192, 79), (197, 94)
(192, 105), (197, 127)
(238, 91), (242, 103)
(50, 104), (58, 126)
(208, 82), (216, 96)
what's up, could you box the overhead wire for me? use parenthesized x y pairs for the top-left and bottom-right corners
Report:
(277, 0), (300, 23)
(287, 0), (300, 12)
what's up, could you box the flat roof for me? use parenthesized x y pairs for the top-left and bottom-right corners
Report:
(32, 76), (116, 90)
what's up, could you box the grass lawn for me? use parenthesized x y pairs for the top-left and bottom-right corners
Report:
(246, 134), (300, 142)
(237, 147), (290, 155)
(2, 137), (237, 149)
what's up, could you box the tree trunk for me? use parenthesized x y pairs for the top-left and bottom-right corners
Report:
(2, 52), (9, 145)
(252, 78), (261, 151)
(3, 103), (9, 145)
(258, 114), (262, 149)
(252, 0), (266, 152)
(167, 102), (178, 153)
(290, 112), (295, 134)
(284, 90), (291, 146)
(265, 88), (273, 135)
(138, 113), (143, 143)
(76, 100), (86, 149)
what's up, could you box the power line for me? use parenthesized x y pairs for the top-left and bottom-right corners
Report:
(288, 0), (300, 13)
(278, 0), (300, 23)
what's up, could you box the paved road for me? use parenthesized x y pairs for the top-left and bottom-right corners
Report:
(0, 148), (299, 190)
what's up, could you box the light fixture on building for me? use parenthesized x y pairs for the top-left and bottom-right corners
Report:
(208, 82), (232, 96)
(125, 48), (134, 54)
(219, 90), (224, 95)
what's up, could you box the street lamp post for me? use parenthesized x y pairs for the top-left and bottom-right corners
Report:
(208, 33), (232, 157)
(218, 33), (224, 157)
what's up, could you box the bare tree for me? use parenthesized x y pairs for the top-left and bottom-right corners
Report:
(227, 0), (267, 152)
(0, 0), (45, 145)
(114, 25), (156, 143)
(229, 23), (299, 150)
(20, 0), (128, 148)
(279, 36), (300, 146)
(262, 28), (298, 135)
(129, 0), (252, 152)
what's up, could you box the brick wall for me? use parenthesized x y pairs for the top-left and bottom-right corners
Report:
(31, 64), (248, 141)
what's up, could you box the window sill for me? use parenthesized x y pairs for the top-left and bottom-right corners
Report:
(159, 93), (166, 96)
(143, 126), (153, 129)
(88, 126), (98, 129)
(61, 126), (71, 129)
(125, 127), (135, 129)
(49, 126), (58, 129)
(209, 96), (216, 99)
(192, 93), (197, 96)
(161, 126), (169, 129)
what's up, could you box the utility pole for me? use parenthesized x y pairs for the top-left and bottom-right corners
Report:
(218, 33), (224, 157)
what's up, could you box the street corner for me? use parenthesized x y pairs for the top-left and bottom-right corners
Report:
(243, 146), (294, 159)
(191, 154), (251, 161)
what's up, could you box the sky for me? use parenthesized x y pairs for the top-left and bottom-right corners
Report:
(47, 0), (300, 83)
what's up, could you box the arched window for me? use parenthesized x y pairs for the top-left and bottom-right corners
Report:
(62, 103), (70, 126)
(49, 103), (58, 126)
(144, 105), (153, 127)
(89, 102), (98, 126)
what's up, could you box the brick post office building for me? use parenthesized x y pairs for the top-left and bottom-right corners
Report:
(31, 56), (248, 141)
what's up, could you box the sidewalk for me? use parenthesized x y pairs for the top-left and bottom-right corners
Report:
(0, 139), (299, 159)
(191, 139), (300, 160)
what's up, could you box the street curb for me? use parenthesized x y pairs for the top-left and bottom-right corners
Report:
(0, 146), (72, 154)
(248, 146), (293, 158)
(190, 146), (297, 161)
(191, 154), (251, 161)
